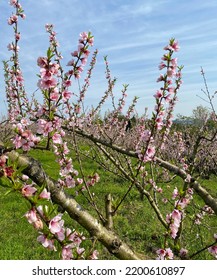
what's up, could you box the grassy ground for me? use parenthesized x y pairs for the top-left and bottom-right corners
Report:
(0, 148), (216, 260)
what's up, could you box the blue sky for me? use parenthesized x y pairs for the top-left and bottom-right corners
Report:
(1, 0), (217, 118)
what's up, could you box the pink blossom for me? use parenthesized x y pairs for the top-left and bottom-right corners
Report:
(25, 208), (43, 230)
(156, 248), (174, 260)
(37, 234), (56, 251)
(77, 247), (85, 255)
(171, 58), (178, 67)
(154, 90), (163, 99)
(156, 117), (164, 130)
(80, 31), (88, 41)
(22, 184), (37, 197)
(8, 14), (18, 25)
(167, 209), (182, 239)
(71, 51), (78, 57)
(37, 57), (48, 68)
(50, 90), (59, 101)
(62, 90), (72, 101)
(20, 13), (26, 20)
(49, 214), (64, 234)
(56, 229), (65, 241)
(37, 120), (53, 136)
(89, 250), (99, 260)
(164, 39), (180, 52)
(52, 132), (63, 144)
(170, 40), (180, 52)
(9, 0), (18, 7)
(38, 76), (57, 90)
(81, 57), (87, 65)
(7, 43), (14, 51)
(167, 68), (176, 77)
(65, 176), (76, 188)
(185, 174), (191, 183)
(63, 80), (72, 87)
(21, 174), (29, 181)
(159, 62), (166, 70)
(76, 178), (83, 185)
(176, 197), (191, 210)
(172, 187), (179, 199)
(25, 208), (38, 224)
(68, 230), (83, 247)
(4, 166), (14, 177)
(141, 130), (151, 142)
(39, 188), (51, 200)
(162, 198), (168, 204)
(146, 146), (155, 159)
(88, 36), (94, 46)
(156, 74), (165, 82)
(157, 187), (163, 193)
(67, 59), (75, 66)
(62, 245), (73, 260)
(168, 87), (175, 94)
(15, 32), (20, 41)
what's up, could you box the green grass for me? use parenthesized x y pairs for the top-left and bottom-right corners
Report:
(0, 148), (216, 260)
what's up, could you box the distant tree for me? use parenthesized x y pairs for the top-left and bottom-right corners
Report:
(192, 105), (210, 126)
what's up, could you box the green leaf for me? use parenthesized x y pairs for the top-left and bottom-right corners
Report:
(47, 48), (55, 60)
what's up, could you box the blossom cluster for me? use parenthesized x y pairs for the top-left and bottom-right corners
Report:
(135, 39), (182, 164)
(13, 120), (40, 151)
(22, 183), (98, 260)
(67, 31), (94, 79)
(154, 38), (182, 132)
(166, 187), (193, 239)
(156, 248), (174, 260)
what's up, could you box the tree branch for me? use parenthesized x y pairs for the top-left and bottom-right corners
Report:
(8, 151), (143, 260)
(74, 128), (217, 215)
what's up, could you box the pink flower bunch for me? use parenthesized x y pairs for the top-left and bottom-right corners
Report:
(22, 184), (37, 197)
(35, 212), (87, 259)
(39, 188), (51, 200)
(37, 234), (56, 251)
(67, 31), (94, 79)
(45, 24), (60, 50)
(49, 214), (65, 241)
(166, 209), (182, 239)
(137, 145), (156, 163)
(37, 117), (63, 138)
(156, 247), (174, 260)
(153, 38), (182, 135)
(61, 229), (86, 260)
(25, 208), (43, 230)
(8, 0), (25, 24)
(86, 173), (100, 187)
(194, 205), (214, 225)
(37, 57), (59, 91)
(164, 39), (180, 52)
(12, 121), (40, 151)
